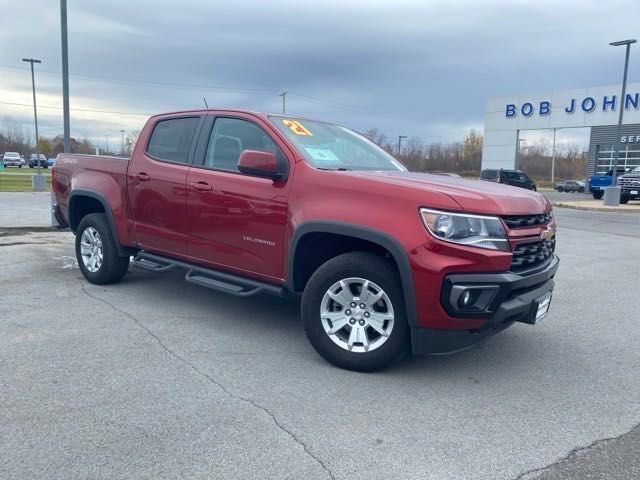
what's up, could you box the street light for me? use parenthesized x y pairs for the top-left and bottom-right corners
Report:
(604, 38), (636, 206)
(22, 57), (45, 191)
(397, 135), (407, 156)
(120, 129), (125, 155)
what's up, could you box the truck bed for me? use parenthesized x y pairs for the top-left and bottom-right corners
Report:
(53, 154), (130, 227)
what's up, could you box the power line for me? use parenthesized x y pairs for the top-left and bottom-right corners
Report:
(0, 100), (151, 117)
(0, 64), (364, 111)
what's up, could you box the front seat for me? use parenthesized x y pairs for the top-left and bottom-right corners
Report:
(212, 136), (241, 171)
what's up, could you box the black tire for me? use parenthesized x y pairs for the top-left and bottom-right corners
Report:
(557, 187), (563, 192)
(29, 165), (33, 169)
(75, 213), (129, 285)
(18, 165), (22, 168)
(620, 196), (630, 204)
(301, 252), (409, 372)
(593, 191), (604, 200)
(579, 187), (585, 193)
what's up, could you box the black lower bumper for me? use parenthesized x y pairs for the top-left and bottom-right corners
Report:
(411, 255), (559, 355)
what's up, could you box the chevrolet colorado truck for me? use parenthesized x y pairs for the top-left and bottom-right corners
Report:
(52, 109), (559, 371)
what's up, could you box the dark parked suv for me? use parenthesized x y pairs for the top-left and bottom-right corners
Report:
(480, 169), (537, 191)
(29, 153), (48, 168)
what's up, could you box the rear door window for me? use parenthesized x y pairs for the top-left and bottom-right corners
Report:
(147, 117), (200, 163)
(481, 169), (497, 179)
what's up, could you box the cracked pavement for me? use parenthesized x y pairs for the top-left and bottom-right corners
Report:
(1, 207), (640, 479)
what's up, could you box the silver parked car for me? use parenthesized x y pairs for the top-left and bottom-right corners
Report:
(2, 152), (25, 168)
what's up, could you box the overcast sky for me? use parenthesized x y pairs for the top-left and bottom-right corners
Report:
(0, 0), (638, 149)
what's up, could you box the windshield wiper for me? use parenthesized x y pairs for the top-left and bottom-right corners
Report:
(317, 167), (351, 171)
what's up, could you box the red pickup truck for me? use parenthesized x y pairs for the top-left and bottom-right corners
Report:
(53, 109), (559, 371)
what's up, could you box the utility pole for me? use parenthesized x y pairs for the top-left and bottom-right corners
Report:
(120, 129), (125, 155)
(22, 57), (44, 191)
(105, 134), (110, 154)
(397, 135), (407, 157)
(605, 39), (636, 206)
(60, 0), (70, 153)
(279, 90), (287, 114)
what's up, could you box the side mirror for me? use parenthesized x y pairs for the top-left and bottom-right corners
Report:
(238, 150), (284, 180)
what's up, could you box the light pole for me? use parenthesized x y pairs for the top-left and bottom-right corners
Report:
(105, 134), (110, 154)
(120, 129), (125, 155)
(551, 128), (557, 186)
(22, 57), (45, 191)
(604, 38), (636, 206)
(60, 0), (70, 153)
(517, 137), (526, 167)
(397, 135), (407, 157)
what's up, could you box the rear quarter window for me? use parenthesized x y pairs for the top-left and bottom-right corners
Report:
(146, 117), (200, 163)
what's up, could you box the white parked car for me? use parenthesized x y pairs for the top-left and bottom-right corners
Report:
(2, 152), (24, 167)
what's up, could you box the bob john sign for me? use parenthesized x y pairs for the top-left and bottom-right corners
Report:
(505, 93), (640, 118)
(482, 82), (640, 170)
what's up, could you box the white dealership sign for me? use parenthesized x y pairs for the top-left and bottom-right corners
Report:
(482, 82), (640, 170)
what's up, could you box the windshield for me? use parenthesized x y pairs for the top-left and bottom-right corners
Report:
(270, 116), (406, 171)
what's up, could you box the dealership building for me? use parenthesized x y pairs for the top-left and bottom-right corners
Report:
(482, 82), (640, 175)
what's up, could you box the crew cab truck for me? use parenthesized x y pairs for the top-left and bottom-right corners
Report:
(617, 166), (640, 203)
(53, 109), (559, 371)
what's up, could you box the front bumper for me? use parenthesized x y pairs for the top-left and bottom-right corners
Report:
(411, 255), (559, 355)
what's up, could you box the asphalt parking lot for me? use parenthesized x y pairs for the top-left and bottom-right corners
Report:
(1, 208), (639, 480)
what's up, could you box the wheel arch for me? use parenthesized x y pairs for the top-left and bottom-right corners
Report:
(288, 221), (418, 327)
(68, 189), (130, 257)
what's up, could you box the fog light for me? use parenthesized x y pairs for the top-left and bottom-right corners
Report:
(459, 289), (473, 308)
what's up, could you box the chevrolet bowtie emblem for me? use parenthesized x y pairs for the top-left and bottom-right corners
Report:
(541, 228), (555, 241)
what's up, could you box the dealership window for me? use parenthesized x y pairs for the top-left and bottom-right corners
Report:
(595, 144), (640, 174)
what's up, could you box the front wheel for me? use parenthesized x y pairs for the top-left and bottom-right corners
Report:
(620, 196), (630, 204)
(557, 187), (563, 192)
(302, 252), (409, 372)
(593, 191), (604, 200)
(75, 213), (129, 284)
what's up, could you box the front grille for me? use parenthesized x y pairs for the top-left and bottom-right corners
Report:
(502, 213), (551, 228)
(618, 177), (640, 188)
(511, 239), (555, 271)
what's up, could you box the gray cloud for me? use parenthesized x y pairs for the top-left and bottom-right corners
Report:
(1, 0), (638, 148)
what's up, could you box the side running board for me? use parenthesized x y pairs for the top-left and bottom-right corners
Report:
(132, 251), (284, 298)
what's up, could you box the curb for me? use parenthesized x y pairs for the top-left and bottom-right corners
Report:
(552, 202), (640, 213)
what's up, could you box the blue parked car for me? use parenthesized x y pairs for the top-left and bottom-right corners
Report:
(47, 157), (56, 167)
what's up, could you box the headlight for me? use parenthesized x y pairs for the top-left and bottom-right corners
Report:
(420, 208), (509, 251)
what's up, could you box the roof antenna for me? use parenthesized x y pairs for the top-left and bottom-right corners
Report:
(203, 97), (209, 108)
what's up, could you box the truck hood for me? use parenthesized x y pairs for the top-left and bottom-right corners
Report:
(346, 171), (550, 215)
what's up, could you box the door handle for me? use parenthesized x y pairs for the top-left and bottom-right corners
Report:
(135, 172), (151, 182)
(190, 181), (212, 191)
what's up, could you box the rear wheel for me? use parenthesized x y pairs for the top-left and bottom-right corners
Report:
(75, 213), (129, 284)
(302, 252), (409, 372)
(557, 187), (564, 192)
(593, 191), (604, 200)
